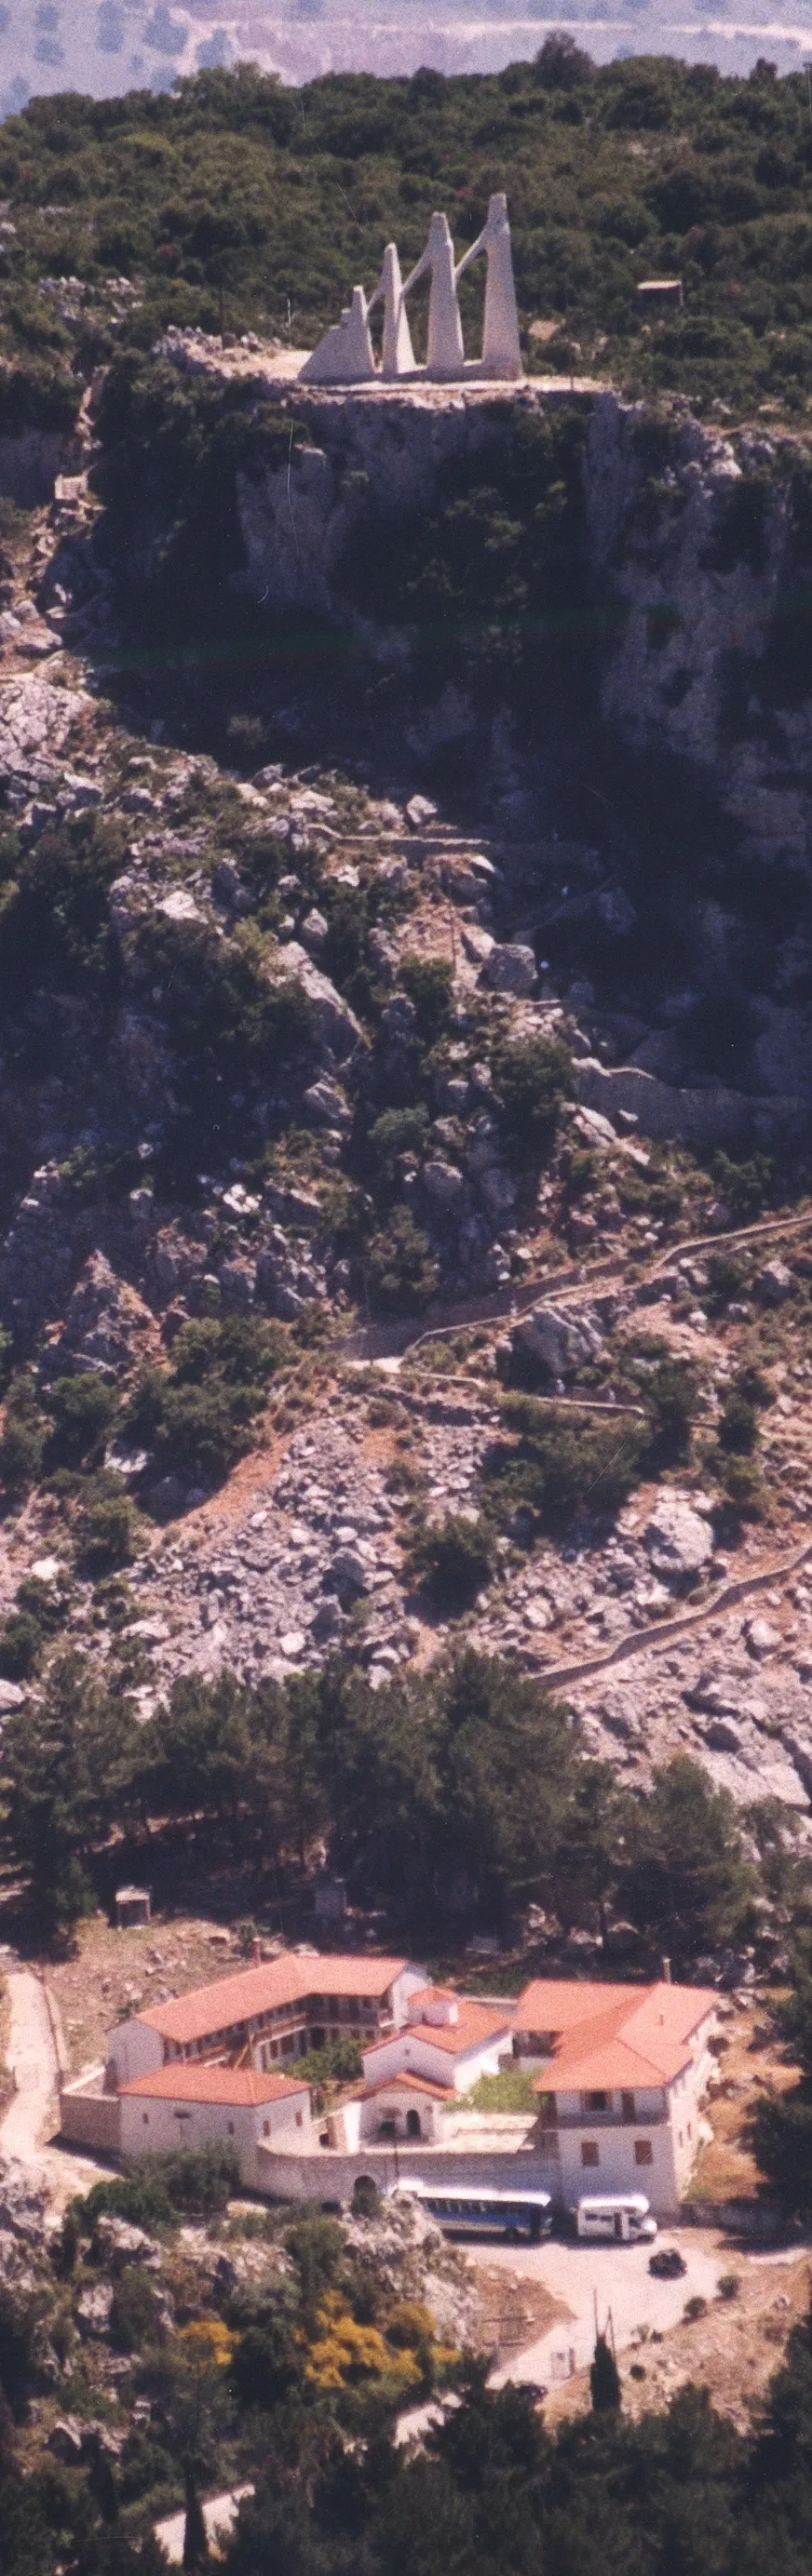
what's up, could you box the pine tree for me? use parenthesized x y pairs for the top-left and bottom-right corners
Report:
(590, 2332), (621, 2413)
(183, 2466), (209, 2568)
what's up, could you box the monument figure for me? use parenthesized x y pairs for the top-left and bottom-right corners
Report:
(298, 195), (522, 386)
(401, 211), (466, 381)
(455, 191), (522, 381)
(367, 242), (416, 380)
(299, 283), (375, 385)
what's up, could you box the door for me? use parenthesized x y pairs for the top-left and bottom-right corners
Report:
(405, 2109), (421, 2139)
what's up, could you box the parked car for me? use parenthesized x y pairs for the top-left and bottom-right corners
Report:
(649, 2247), (686, 2279)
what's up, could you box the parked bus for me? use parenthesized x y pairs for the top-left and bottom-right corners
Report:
(575, 2194), (657, 2245)
(390, 2181), (552, 2241)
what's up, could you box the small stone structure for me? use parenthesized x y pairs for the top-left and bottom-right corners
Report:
(300, 193), (522, 387)
(115, 1885), (151, 1928)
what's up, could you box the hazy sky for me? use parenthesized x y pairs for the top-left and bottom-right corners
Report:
(0, 1), (808, 120)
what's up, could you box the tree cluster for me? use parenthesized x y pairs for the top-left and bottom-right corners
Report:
(0, 1644), (773, 1961)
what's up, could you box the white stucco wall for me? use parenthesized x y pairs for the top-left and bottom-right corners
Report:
(390, 1967), (429, 2024)
(362, 2028), (506, 2092)
(557, 2116), (679, 2218)
(119, 2084), (310, 2179)
(357, 2087), (444, 2144)
(107, 2019), (164, 2086)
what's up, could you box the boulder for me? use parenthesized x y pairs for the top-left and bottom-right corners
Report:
(44, 1252), (156, 1379)
(75, 2283), (114, 2341)
(482, 942), (537, 997)
(754, 1260), (793, 1306)
(275, 942), (362, 1059)
(423, 1160), (465, 1210)
(48, 2419), (84, 2463)
(93, 2215), (162, 2274)
(513, 1300), (604, 1381)
(643, 1494), (714, 1581)
(331, 1548), (369, 1596)
(746, 1617), (782, 1659)
(303, 1079), (351, 1131)
(0, 2154), (49, 2240)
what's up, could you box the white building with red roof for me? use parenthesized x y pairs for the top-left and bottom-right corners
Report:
(105, 1953), (426, 2088)
(335, 1985), (514, 2149)
(61, 1954), (717, 2216)
(118, 2062), (313, 2167)
(511, 1977), (718, 2213)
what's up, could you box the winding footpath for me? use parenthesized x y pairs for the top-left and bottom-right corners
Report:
(0, 1968), (59, 2163)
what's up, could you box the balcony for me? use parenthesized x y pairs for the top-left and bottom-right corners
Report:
(535, 2094), (667, 2130)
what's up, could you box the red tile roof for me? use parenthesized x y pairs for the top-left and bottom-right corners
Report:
(516, 1980), (717, 2094)
(353, 2072), (453, 2103)
(127, 1953), (411, 2049)
(120, 2062), (310, 2108)
(364, 1998), (510, 2061)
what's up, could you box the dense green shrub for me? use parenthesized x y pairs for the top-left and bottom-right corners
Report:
(44, 1375), (118, 1468)
(0, 813), (125, 1022)
(367, 1105), (430, 1196)
(408, 1512), (494, 1611)
(491, 1032), (573, 1162)
(399, 956), (453, 1044)
(0, 1612), (43, 1682)
(718, 1387), (758, 1452)
(488, 1394), (645, 1529)
(74, 1485), (140, 1573)
(366, 1209), (439, 1315)
(110, 2265), (164, 2354)
(0, 363), (81, 436)
(640, 1357), (700, 1462)
(125, 1316), (286, 1491)
(78, 2142), (240, 2231)
(0, 1380), (47, 1494)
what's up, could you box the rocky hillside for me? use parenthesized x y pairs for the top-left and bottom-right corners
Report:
(0, 426), (809, 1872)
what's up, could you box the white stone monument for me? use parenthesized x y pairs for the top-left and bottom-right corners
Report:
(369, 242), (416, 380)
(456, 192), (522, 382)
(299, 283), (375, 385)
(298, 195), (522, 387)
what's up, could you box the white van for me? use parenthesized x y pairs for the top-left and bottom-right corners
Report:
(575, 2194), (657, 2245)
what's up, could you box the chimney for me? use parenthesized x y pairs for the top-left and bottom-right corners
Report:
(661, 1956), (671, 1984)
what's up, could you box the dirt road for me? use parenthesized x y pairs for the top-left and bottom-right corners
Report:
(0, 1968), (59, 2164)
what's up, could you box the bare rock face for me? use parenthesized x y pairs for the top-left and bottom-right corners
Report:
(746, 1617), (782, 1659)
(754, 1260), (793, 1306)
(272, 942), (363, 1059)
(42, 1252), (156, 1380)
(513, 1299), (604, 1381)
(643, 1493), (714, 1581)
(0, 2154), (49, 2241)
(0, 676), (89, 790)
(303, 1079), (351, 1130)
(481, 942), (537, 997)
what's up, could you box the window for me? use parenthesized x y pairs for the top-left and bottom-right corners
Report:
(227, 2121), (235, 2137)
(281, 2034), (295, 2055)
(581, 2140), (600, 2167)
(634, 2139), (653, 2167)
(621, 2090), (635, 2123)
(142, 2113), (149, 2125)
(295, 2111), (303, 2127)
(263, 2121), (270, 2137)
(586, 2091), (608, 2113)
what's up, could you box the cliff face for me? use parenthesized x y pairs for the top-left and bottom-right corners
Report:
(229, 380), (812, 1117)
(236, 383), (812, 883)
(586, 396), (811, 866)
